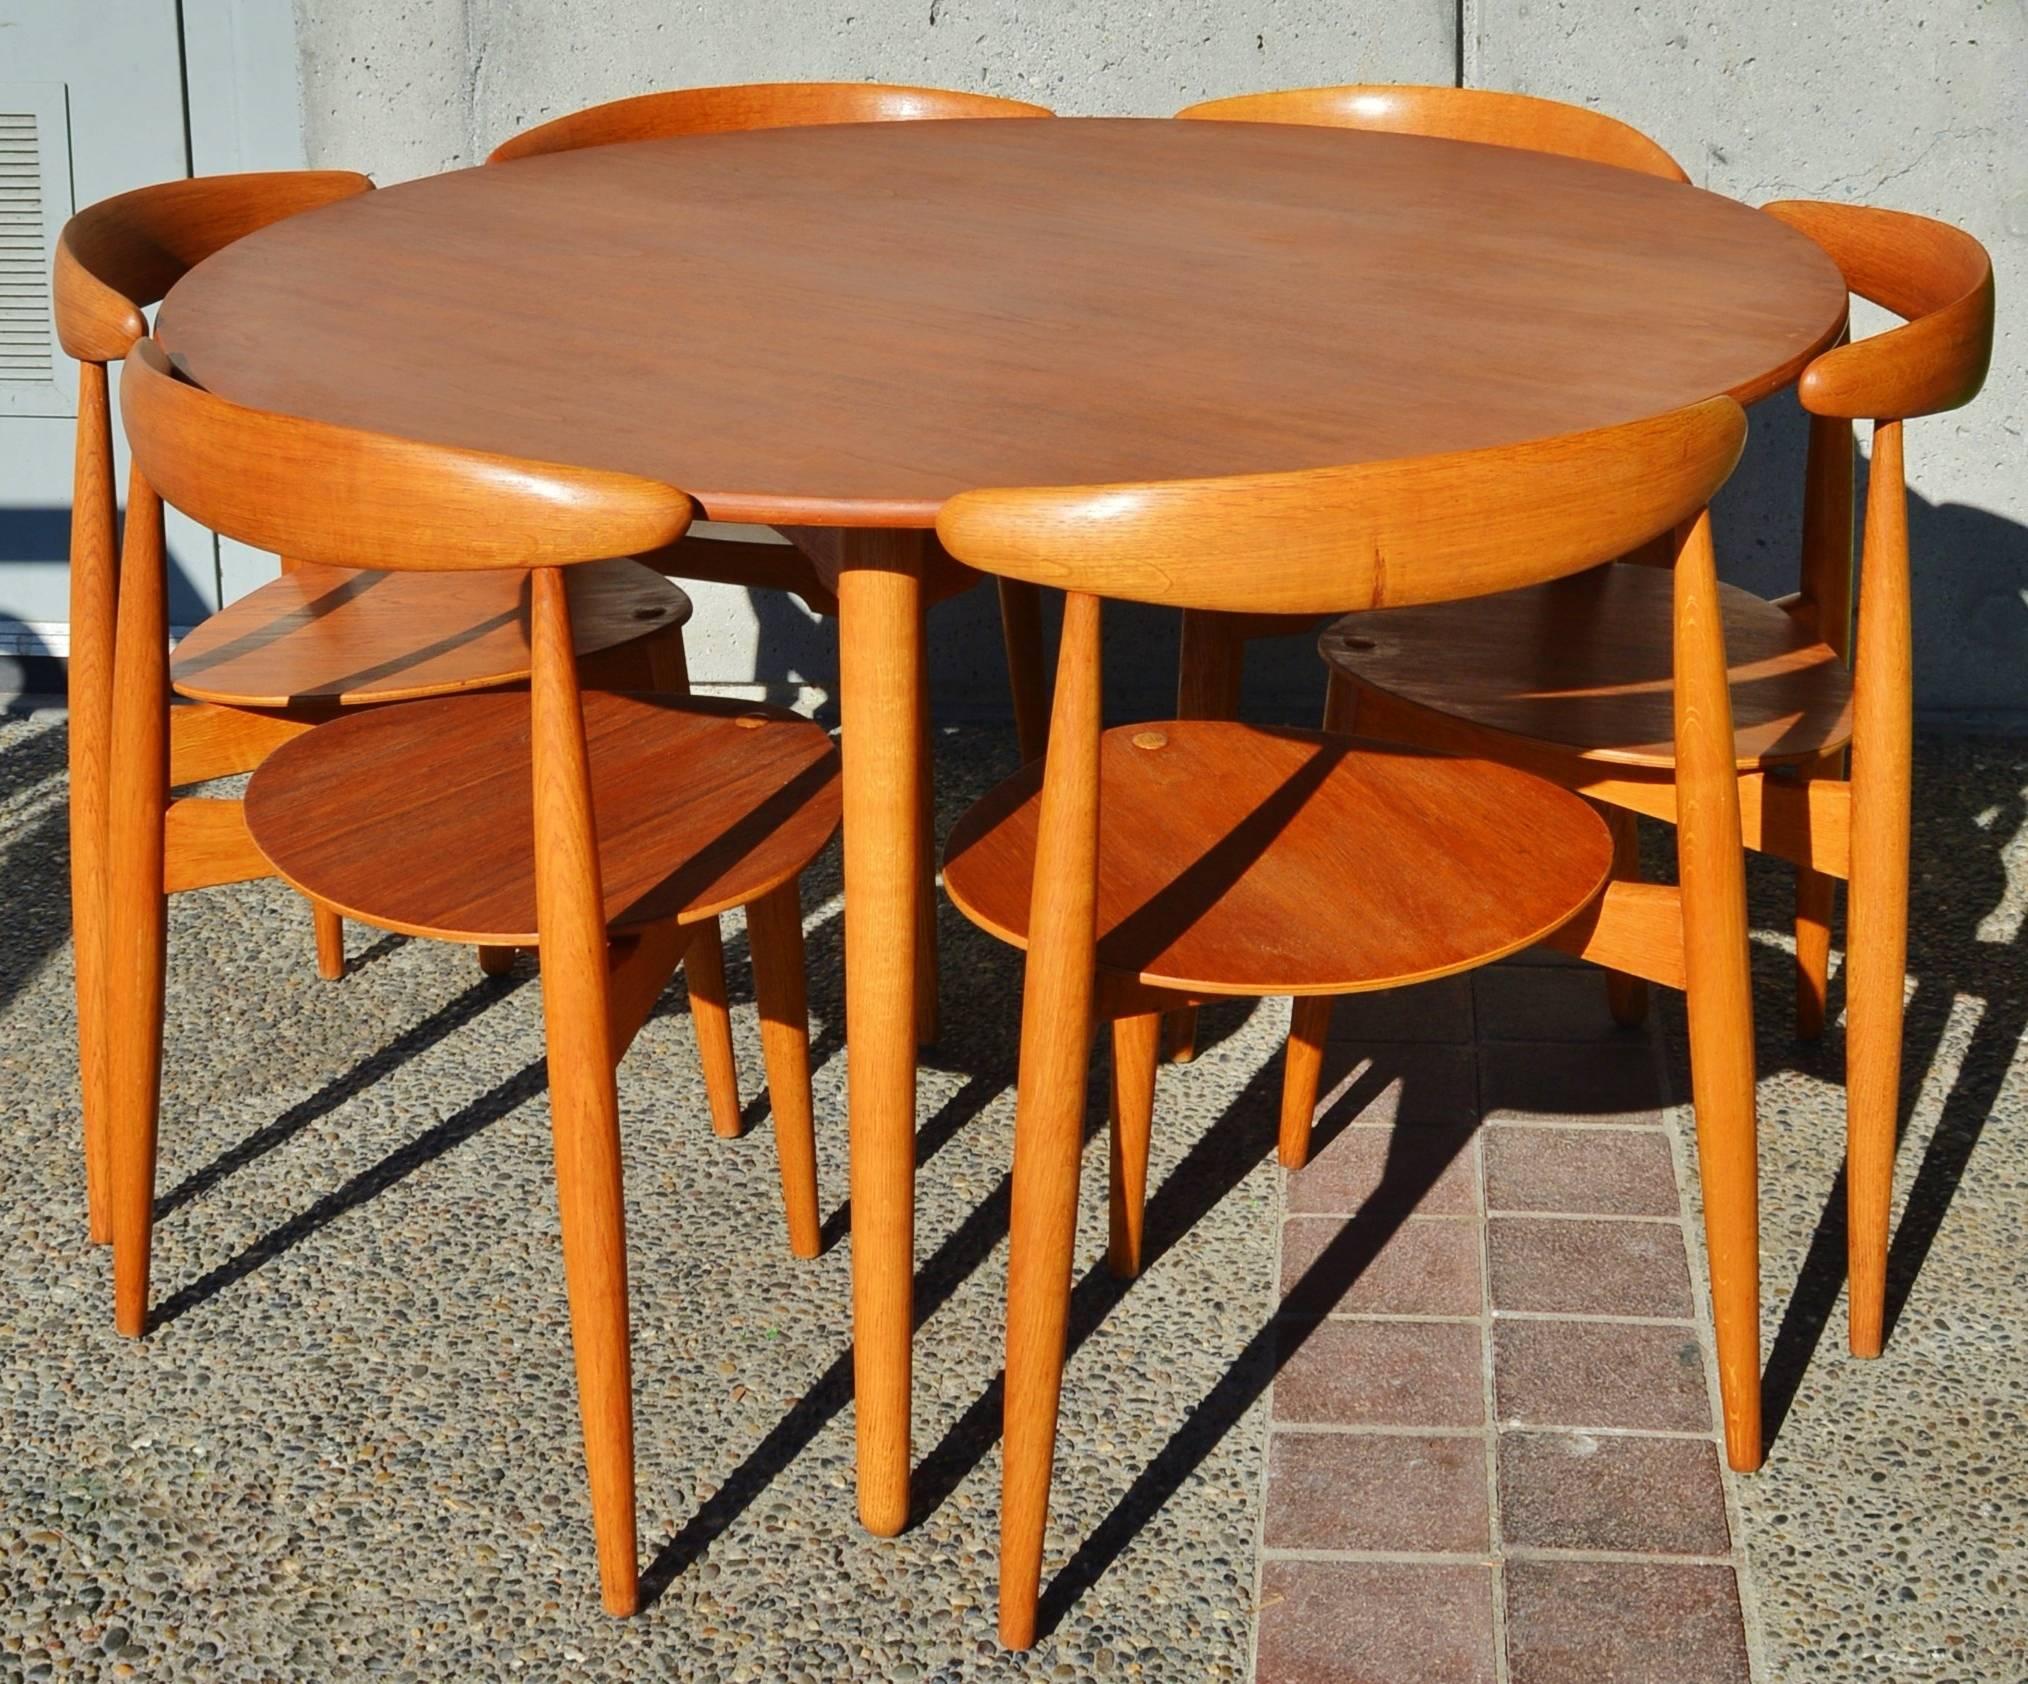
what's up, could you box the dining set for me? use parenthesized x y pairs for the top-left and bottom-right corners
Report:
(54, 79), (1992, 1647)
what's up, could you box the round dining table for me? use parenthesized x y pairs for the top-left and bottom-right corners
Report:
(155, 113), (1850, 1540)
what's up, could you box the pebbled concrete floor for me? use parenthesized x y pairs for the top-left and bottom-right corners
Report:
(0, 715), (2023, 1682)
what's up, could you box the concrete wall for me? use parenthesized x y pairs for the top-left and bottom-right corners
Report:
(287, 0), (2024, 723)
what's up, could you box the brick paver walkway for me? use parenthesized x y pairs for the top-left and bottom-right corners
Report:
(1252, 950), (1755, 1684)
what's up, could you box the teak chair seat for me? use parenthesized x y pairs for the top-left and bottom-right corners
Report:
(486, 80), (1064, 1046)
(246, 690), (838, 944)
(932, 398), (1752, 1648)
(1319, 561), (1854, 768)
(1322, 199), (1994, 1367)
(944, 721), (1610, 997)
(114, 336), (843, 1617)
(169, 556), (690, 708)
(53, 170), (751, 1251)
(1158, 80), (1686, 1063)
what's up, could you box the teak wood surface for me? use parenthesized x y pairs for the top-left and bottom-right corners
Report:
(151, 114), (1850, 1547)
(157, 119), (1845, 524)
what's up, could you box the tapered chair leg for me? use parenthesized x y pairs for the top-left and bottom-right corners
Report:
(1107, 1010), (1160, 1278)
(1602, 807), (1651, 1028)
(107, 472), (171, 1338)
(69, 362), (118, 1247)
(746, 885), (822, 1259)
(1794, 865), (1837, 1040)
(1672, 511), (1762, 1471)
(313, 903), (346, 979)
(1845, 421), (1913, 1359)
(684, 918), (743, 1137)
(997, 577), (1050, 766)
(1001, 591), (1104, 1651)
(1278, 996), (1335, 1169)
(527, 565), (638, 1615)
(477, 944), (517, 976)
(545, 1037), (638, 1613)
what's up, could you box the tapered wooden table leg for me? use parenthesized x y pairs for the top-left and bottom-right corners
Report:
(836, 529), (927, 1538)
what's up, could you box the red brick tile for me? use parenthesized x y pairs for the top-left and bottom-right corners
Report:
(1258, 1561), (1496, 1684)
(1264, 1431), (1489, 1553)
(1483, 1125), (1679, 1216)
(1274, 1319), (1485, 1428)
(1497, 1431), (1731, 1554)
(1473, 966), (1634, 1042)
(1505, 1560), (1750, 1684)
(1486, 1217), (1693, 1318)
(1286, 1118), (1481, 1218)
(1280, 1217), (1483, 1317)
(1480, 1041), (1666, 1125)
(1493, 1319), (1711, 1432)
(1321, 974), (1476, 1043)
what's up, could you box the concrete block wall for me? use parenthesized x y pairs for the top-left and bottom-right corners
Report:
(289, 0), (2025, 722)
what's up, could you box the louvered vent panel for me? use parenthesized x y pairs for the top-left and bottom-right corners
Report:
(0, 109), (53, 385)
(0, 85), (69, 417)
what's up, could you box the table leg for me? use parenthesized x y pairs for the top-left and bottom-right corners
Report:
(836, 529), (927, 1537)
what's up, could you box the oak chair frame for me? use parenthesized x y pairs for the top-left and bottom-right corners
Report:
(113, 336), (839, 1615)
(933, 398), (1752, 1647)
(1322, 201), (1994, 1366)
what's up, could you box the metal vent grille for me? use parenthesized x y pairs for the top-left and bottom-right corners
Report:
(0, 109), (54, 384)
(0, 83), (71, 417)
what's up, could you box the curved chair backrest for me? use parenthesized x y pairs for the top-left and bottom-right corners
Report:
(1178, 85), (1687, 183)
(489, 80), (1052, 164)
(936, 399), (1745, 618)
(120, 339), (693, 569)
(54, 171), (373, 364)
(1762, 201), (1993, 421)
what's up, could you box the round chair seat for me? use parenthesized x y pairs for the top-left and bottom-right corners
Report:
(1321, 560), (1853, 769)
(171, 558), (692, 708)
(943, 721), (1612, 998)
(244, 692), (839, 946)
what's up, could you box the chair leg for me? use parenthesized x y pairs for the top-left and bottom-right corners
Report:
(1672, 511), (1761, 1472)
(545, 977), (638, 1615)
(997, 577), (1050, 766)
(528, 564), (636, 1615)
(69, 364), (118, 1247)
(1000, 590), (1103, 1651)
(684, 918), (743, 1138)
(1278, 996), (1335, 1170)
(107, 472), (170, 1339)
(1792, 749), (1845, 1042)
(1794, 865), (1837, 1041)
(1107, 1010), (1160, 1279)
(313, 902), (345, 980)
(477, 945), (517, 976)
(1602, 807), (1650, 1028)
(1845, 421), (1913, 1359)
(745, 886), (822, 1260)
(1164, 609), (1244, 1064)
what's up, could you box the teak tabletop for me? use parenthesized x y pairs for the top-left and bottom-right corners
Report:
(155, 114), (1850, 1541)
